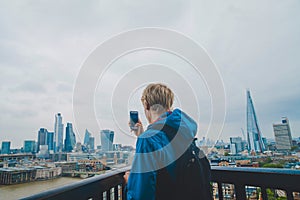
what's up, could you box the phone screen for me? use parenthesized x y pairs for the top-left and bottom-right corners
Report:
(130, 111), (138, 129)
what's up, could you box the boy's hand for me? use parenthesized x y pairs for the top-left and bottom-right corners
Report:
(123, 171), (130, 184)
(128, 119), (144, 137)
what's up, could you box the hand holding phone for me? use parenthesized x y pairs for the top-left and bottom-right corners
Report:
(129, 111), (144, 136)
(129, 111), (139, 130)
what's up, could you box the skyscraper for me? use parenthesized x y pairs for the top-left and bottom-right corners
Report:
(84, 129), (91, 146)
(273, 117), (293, 151)
(47, 132), (54, 152)
(54, 113), (64, 152)
(89, 137), (95, 151)
(24, 140), (36, 153)
(1, 141), (11, 154)
(64, 122), (76, 152)
(230, 137), (244, 154)
(246, 90), (265, 153)
(37, 128), (48, 152)
(83, 129), (95, 152)
(100, 130), (114, 152)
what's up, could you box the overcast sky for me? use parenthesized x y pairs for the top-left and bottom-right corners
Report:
(0, 0), (300, 148)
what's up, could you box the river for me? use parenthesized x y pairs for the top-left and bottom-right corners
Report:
(0, 177), (82, 200)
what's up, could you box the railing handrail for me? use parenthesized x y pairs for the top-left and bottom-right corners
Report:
(211, 166), (300, 175)
(211, 166), (300, 200)
(21, 166), (131, 200)
(21, 166), (300, 200)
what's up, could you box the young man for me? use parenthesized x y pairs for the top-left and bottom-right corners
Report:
(124, 83), (202, 200)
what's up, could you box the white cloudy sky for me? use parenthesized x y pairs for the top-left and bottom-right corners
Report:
(0, 0), (300, 148)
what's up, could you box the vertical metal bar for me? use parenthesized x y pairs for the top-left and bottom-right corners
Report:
(114, 186), (119, 200)
(121, 183), (126, 200)
(218, 182), (223, 200)
(107, 189), (111, 200)
(286, 190), (293, 200)
(261, 187), (268, 200)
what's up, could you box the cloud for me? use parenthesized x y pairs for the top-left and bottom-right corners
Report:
(12, 81), (46, 93)
(0, 0), (300, 148)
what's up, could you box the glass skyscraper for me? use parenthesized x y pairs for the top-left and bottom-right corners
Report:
(246, 90), (265, 153)
(24, 140), (36, 153)
(1, 141), (11, 154)
(37, 128), (48, 152)
(230, 137), (245, 154)
(83, 129), (95, 151)
(47, 132), (54, 152)
(100, 130), (114, 152)
(89, 137), (95, 151)
(84, 129), (91, 146)
(54, 113), (64, 152)
(64, 122), (76, 152)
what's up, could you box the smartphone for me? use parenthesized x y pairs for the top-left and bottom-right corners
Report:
(130, 111), (139, 130)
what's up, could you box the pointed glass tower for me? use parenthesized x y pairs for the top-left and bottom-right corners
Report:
(246, 90), (265, 152)
(84, 129), (91, 146)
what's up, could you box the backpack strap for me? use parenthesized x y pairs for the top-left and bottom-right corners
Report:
(151, 123), (177, 141)
(151, 123), (212, 200)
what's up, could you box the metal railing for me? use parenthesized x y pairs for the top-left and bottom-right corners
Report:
(211, 166), (300, 200)
(21, 166), (300, 200)
(21, 166), (130, 200)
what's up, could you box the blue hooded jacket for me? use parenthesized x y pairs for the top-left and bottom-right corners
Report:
(126, 109), (197, 200)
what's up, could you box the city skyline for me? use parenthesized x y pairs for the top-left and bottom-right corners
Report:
(1, 1), (300, 147)
(0, 109), (299, 150)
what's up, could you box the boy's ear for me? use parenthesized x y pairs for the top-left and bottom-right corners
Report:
(146, 102), (150, 110)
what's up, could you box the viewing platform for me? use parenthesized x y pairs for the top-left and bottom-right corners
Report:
(21, 166), (300, 200)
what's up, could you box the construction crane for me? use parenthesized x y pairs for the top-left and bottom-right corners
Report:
(241, 128), (246, 141)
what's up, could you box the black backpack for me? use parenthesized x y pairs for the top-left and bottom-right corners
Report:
(154, 124), (213, 200)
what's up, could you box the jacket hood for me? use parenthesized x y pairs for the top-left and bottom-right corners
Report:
(148, 108), (197, 139)
(131, 109), (198, 174)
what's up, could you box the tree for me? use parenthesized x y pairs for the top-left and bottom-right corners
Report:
(266, 189), (287, 200)
(291, 146), (298, 151)
(224, 152), (230, 156)
(262, 163), (283, 168)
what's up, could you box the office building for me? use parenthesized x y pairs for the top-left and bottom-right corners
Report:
(89, 137), (95, 151)
(100, 130), (114, 152)
(75, 142), (83, 152)
(262, 137), (267, 150)
(1, 141), (11, 154)
(54, 113), (64, 152)
(37, 145), (49, 158)
(47, 132), (54, 152)
(230, 137), (244, 154)
(37, 128), (48, 152)
(113, 144), (121, 151)
(24, 140), (36, 153)
(84, 129), (91, 146)
(246, 90), (265, 152)
(64, 122), (76, 152)
(273, 117), (293, 151)
(83, 129), (95, 151)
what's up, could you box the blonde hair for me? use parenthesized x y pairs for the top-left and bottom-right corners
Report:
(141, 83), (174, 111)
